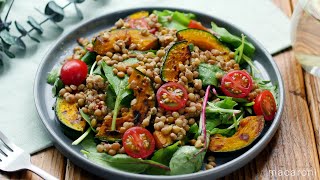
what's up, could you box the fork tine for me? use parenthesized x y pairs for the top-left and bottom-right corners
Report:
(0, 142), (12, 156)
(0, 131), (18, 151)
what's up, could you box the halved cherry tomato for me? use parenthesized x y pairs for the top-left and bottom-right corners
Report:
(253, 90), (277, 121)
(60, 59), (88, 86)
(188, 20), (207, 31)
(220, 70), (253, 98)
(122, 127), (155, 159)
(156, 82), (188, 111)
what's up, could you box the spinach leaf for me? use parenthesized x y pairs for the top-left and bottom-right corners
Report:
(151, 141), (181, 166)
(169, 146), (205, 175)
(79, 109), (97, 133)
(105, 86), (116, 110)
(198, 63), (224, 87)
(211, 22), (255, 57)
(51, 78), (64, 96)
(47, 67), (60, 85)
(81, 151), (169, 174)
(188, 123), (199, 134)
(101, 61), (132, 130)
(153, 10), (196, 31)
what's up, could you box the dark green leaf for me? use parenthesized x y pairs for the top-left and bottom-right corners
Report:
(52, 78), (64, 96)
(101, 61), (132, 130)
(169, 146), (205, 175)
(79, 109), (97, 132)
(74, 3), (83, 19)
(14, 37), (26, 50)
(14, 21), (27, 36)
(28, 34), (40, 43)
(214, 97), (238, 109)
(209, 128), (236, 137)
(81, 51), (96, 65)
(45, 1), (64, 22)
(211, 22), (255, 57)
(151, 141), (180, 166)
(80, 132), (97, 152)
(27, 16), (43, 34)
(188, 123), (199, 134)
(47, 67), (60, 84)
(105, 86), (116, 110)
(198, 63), (224, 87)
(0, 30), (16, 45)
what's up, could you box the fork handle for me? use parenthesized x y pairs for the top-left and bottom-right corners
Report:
(28, 164), (59, 180)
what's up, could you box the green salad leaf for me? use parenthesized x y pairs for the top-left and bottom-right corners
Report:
(211, 22), (255, 57)
(151, 141), (181, 166)
(79, 109), (97, 133)
(198, 63), (224, 87)
(101, 61), (132, 131)
(153, 10), (196, 31)
(169, 146), (205, 175)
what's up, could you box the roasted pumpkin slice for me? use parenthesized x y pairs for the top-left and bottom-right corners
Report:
(129, 68), (156, 124)
(209, 116), (265, 152)
(96, 112), (134, 142)
(177, 29), (230, 60)
(55, 97), (86, 139)
(128, 11), (149, 19)
(153, 131), (173, 149)
(93, 29), (158, 55)
(161, 41), (191, 82)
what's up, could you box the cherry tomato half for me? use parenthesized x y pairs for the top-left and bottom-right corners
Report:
(220, 70), (253, 98)
(156, 82), (188, 111)
(188, 20), (207, 31)
(253, 90), (277, 121)
(60, 59), (88, 86)
(122, 127), (155, 159)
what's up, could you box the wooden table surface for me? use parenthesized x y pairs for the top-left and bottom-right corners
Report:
(2, 0), (320, 179)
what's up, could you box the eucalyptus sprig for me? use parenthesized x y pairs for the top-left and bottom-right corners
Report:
(0, 0), (87, 66)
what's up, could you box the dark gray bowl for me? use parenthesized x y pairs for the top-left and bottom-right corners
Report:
(34, 7), (284, 180)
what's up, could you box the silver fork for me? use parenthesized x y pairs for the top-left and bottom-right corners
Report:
(0, 131), (58, 180)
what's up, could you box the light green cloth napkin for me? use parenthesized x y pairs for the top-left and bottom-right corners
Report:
(0, 0), (290, 154)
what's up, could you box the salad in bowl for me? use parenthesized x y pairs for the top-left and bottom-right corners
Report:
(46, 9), (278, 175)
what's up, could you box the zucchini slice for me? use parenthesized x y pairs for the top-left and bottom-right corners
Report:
(161, 41), (191, 82)
(55, 97), (86, 139)
(209, 116), (265, 152)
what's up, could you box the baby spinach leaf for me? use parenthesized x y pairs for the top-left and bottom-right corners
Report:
(169, 146), (205, 175)
(47, 66), (61, 85)
(51, 78), (64, 96)
(198, 63), (224, 87)
(81, 150), (170, 174)
(211, 22), (255, 57)
(101, 61), (132, 130)
(79, 109), (97, 133)
(105, 86), (116, 110)
(151, 141), (181, 166)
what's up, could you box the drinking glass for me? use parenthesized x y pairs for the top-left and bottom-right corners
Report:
(291, 0), (320, 77)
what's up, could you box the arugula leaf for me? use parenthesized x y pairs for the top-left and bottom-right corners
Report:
(209, 113), (243, 136)
(198, 63), (224, 87)
(47, 67), (61, 84)
(101, 61), (132, 130)
(169, 146), (205, 175)
(211, 22), (255, 57)
(254, 77), (279, 106)
(217, 95), (249, 103)
(206, 97), (239, 114)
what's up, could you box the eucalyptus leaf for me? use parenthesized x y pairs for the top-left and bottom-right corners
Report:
(28, 34), (40, 43)
(14, 21), (27, 36)
(4, 49), (15, 58)
(74, 3), (83, 19)
(14, 37), (26, 50)
(0, 30), (16, 45)
(70, 0), (85, 3)
(27, 16), (43, 34)
(45, 1), (64, 22)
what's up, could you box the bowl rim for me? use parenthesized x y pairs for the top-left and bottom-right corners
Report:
(34, 6), (284, 179)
